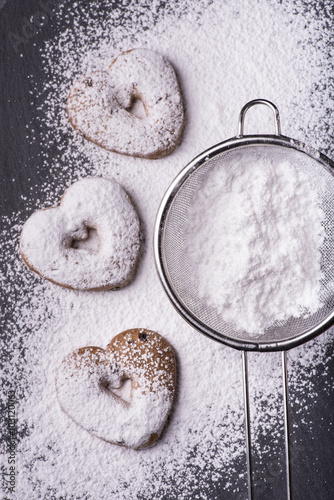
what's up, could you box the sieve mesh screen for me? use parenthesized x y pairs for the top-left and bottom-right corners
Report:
(161, 143), (334, 346)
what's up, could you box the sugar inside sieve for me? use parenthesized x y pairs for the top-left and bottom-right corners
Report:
(154, 99), (334, 499)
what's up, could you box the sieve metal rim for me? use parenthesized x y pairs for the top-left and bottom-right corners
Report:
(154, 120), (334, 352)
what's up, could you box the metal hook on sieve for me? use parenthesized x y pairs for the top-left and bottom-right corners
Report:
(237, 98), (282, 137)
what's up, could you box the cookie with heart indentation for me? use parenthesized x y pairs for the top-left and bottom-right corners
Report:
(67, 48), (184, 159)
(19, 177), (140, 291)
(55, 329), (177, 449)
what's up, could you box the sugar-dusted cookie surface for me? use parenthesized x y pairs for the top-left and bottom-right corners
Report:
(67, 48), (184, 159)
(20, 177), (140, 291)
(56, 329), (177, 449)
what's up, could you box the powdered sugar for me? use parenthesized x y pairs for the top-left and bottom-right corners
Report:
(184, 149), (326, 335)
(1, 0), (334, 498)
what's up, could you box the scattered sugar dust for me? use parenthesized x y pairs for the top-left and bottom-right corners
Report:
(1, 0), (334, 499)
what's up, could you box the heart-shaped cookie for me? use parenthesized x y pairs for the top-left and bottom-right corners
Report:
(56, 329), (176, 449)
(19, 177), (140, 291)
(67, 48), (184, 159)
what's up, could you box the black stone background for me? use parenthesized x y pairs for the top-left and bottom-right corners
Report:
(1, 0), (334, 499)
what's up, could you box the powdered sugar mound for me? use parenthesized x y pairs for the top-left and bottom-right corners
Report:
(184, 150), (326, 334)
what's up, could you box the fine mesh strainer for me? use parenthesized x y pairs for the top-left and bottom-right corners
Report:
(154, 100), (334, 499)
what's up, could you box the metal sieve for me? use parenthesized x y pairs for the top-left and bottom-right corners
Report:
(154, 99), (334, 499)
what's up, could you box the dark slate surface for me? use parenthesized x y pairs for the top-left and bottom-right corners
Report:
(1, 1), (333, 499)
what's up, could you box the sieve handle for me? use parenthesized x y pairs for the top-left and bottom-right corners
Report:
(238, 99), (282, 137)
(242, 350), (293, 500)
